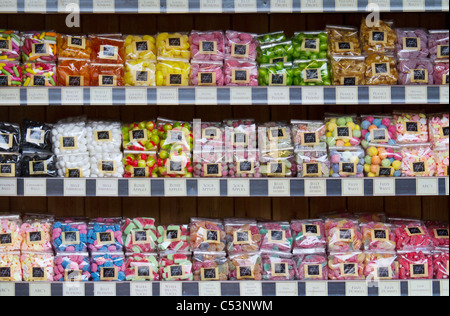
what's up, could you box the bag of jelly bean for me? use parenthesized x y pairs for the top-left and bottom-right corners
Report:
(0, 30), (21, 61)
(0, 213), (22, 252)
(190, 61), (224, 86)
(434, 147), (449, 177)
(261, 251), (296, 281)
(364, 251), (399, 280)
(361, 222), (396, 251)
(193, 251), (228, 281)
(91, 63), (125, 86)
(258, 62), (294, 86)
(21, 31), (58, 62)
(360, 115), (397, 149)
(293, 59), (331, 86)
(0, 153), (21, 177)
(325, 114), (361, 147)
(90, 251), (126, 282)
(294, 250), (328, 280)
(426, 221), (449, 248)
(124, 34), (157, 61)
(258, 221), (293, 253)
(224, 119), (257, 151)
(57, 34), (91, 59)
(122, 120), (159, 152)
(90, 152), (124, 178)
(325, 217), (363, 252)
(122, 217), (158, 253)
(157, 117), (193, 155)
(291, 31), (328, 60)
(433, 248), (449, 279)
(258, 122), (294, 153)
(291, 219), (326, 252)
(224, 58), (258, 86)
(156, 57), (190, 86)
(433, 59), (449, 85)
(0, 60), (22, 86)
(291, 120), (327, 150)
(21, 251), (54, 282)
(255, 31), (286, 45)
(428, 30), (449, 60)
(125, 253), (160, 281)
(20, 214), (54, 252)
(190, 218), (226, 252)
(360, 18), (396, 54)
(364, 53), (398, 85)
(228, 252), (262, 281)
(157, 224), (190, 252)
(123, 151), (159, 178)
(56, 153), (90, 178)
(225, 30), (258, 61)
(399, 143), (437, 177)
(398, 58), (434, 85)
(89, 34), (125, 64)
(21, 62), (56, 86)
(125, 59), (156, 86)
(156, 32), (190, 59)
(190, 30), (225, 61)
(52, 217), (88, 252)
(57, 58), (91, 86)
(329, 146), (365, 178)
(0, 122), (20, 152)
(428, 113), (449, 149)
(326, 25), (362, 56)
(330, 55), (366, 85)
(159, 251), (193, 281)
(295, 146), (330, 178)
(225, 218), (261, 254)
(257, 40), (294, 65)
(52, 117), (88, 155)
(395, 28), (429, 59)
(328, 251), (365, 280)
(87, 218), (123, 252)
(54, 252), (90, 282)
(398, 250), (433, 279)
(364, 144), (402, 177)
(0, 251), (22, 281)
(390, 218), (434, 251)
(21, 119), (52, 152)
(260, 152), (297, 178)
(21, 152), (57, 177)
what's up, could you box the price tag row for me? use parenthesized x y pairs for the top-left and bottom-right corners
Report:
(0, 86), (447, 106)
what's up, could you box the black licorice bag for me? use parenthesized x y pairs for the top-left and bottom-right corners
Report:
(21, 152), (57, 177)
(0, 153), (21, 177)
(21, 119), (53, 152)
(0, 122), (20, 153)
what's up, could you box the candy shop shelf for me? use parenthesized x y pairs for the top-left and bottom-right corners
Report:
(0, 85), (448, 106)
(0, 280), (448, 296)
(0, 177), (448, 197)
(1, 0), (447, 14)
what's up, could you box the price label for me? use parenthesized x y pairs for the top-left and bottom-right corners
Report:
(368, 0), (390, 11)
(90, 87), (113, 105)
(24, 179), (46, 196)
(373, 178), (395, 196)
(200, 0), (222, 12)
(166, 0), (189, 12)
(268, 179), (290, 196)
(196, 87), (217, 105)
(0, 179), (17, 196)
(240, 282), (262, 296)
(63, 283), (85, 296)
(24, 0), (46, 12)
(441, 280), (449, 297)
(64, 179), (86, 196)
(58, 0), (79, 12)
(0, 283), (15, 296)
(405, 86), (427, 104)
(234, 0), (257, 12)
(160, 282), (182, 296)
(304, 179), (326, 196)
(96, 179), (118, 196)
(378, 281), (401, 296)
(417, 178), (438, 196)
(126, 88), (147, 105)
(335, 0), (358, 11)
(0, 0), (18, 12)
(402, 0), (425, 11)
(268, 87), (290, 105)
(305, 281), (328, 296)
(199, 282), (221, 296)
(302, 86), (323, 104)
(62, 87), (84, 105)
(369, 86), (390, 104)
(0, 88), (20, 105)
(336, 87), (358, 104)
(27, 88), (48, 105)
(227, 179), (250, 197)
(230, 87), (252, 105)
(129, 179), (151, 196)
(440, 86), (449, 104)
(157, 87), (178, 105)
(29, 283), (51, 296)
(301, 0), (323, 12)
(94, 283), (116, 296)
(165, 179), (187, 196)
(138, 0), (160, 12)
(342, 179), (364, 196)
(130, 283), (153, 296)
(198, 179), (221, 196)
(93, 0), (115, 12)
(409, 280), (432, 296)
(345, 282), (367, 296)
(276, 282), (298, 296)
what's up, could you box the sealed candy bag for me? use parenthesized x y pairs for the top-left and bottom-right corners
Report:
(293, 59), (331, 86)
(52, 117), (87, 155)
(122, 120), (159, 152)
(295, 147), (330, 178)
(21, 153), (57, 177)
(400, 143), (436, 177)
(86, 120), (122, 154)
(56, 153), (90, 178)
(87, 218), (123, 252)
(360, 19), (396, 54)
(193, 121), (225, 149)
(157, 224), (190, 252)
(294, 252), (328, 280)
(394, 111), (429, 144)
(21, 62), (56, 87)
(160, 152), (193, 178)
(159, 252), (193, 281)
(435, 147), (449, 177)
(90, 252), (125, 282)
(125, 253), (159, 281)
(259, 222), (293, 253)
(225, 31), (258, 61)
(57, 34), (91, 59)
(223, 147), (261, 178)
(56, 58), (90, 86)
(193, 251), (228, 281)
(0, 214), (22, 251)
(429, 30), (449, 60)
(395, 28), (429, 59)
(361, 115), (397, 149)
(0, 61), (22, 86)
(0, 153), (21, 177)
(52, 218), (88, 252)
(21, 119), (52, 152)
(193, 147), (225, 178)
(426, 222), (449, 248)
(292, 120), (327, 150)
(291, 219), (326, 251)
(256, 31), (286, 45)
(361, 222), (396, 251)
(20, 251), (54, 282)
(331, 55), (366, 85)
(428, 113), (449, 149)
(190, 30), (225, 61)
(228, 252), (262, 281)
(190, 218), (226, 252)
(365, 53), (398, 85)
(398, 250), (433, 280)
(325, 114), (361, 147)
(190, 61), (224, 86)
(364, 144), (402, 178)
(260, 152), (297, 178)
(91, 63), (125, 86)
(433, 60), (449, 85)
(261, 252), (295, 281)
(0, 30), (21, 60)
(156, 33), (190, 59)
(123, 151), (158, 178)
(224, 119), (257, 150)
(157, 118), (193, 155)
(258, 122), (293, 153)
(122, 217), (158, 253)
(258, 62), (294, 86)
(291, 31), (328, 60)
(392, 219), (433, 251)
(21, 31), (57, 62)
(225, 219), (260, 253)
(328, 252), (365, 280)
(433, 248), (449, 279)
(326, 25), (361, 56)
(364, 251), (399, 280)
(124, 34), (157, 61)
(90, 152), (124, 178)
(398, 58), (434, 85)
(257, 40), (294, 64)
(0, 251), (22, 281)
(0, 122), (20, 152)
(54, 252), (90, 282)
(325, 217), (363, 252)
(20, 214), (53, 252)
(357, 213), (387, 224)
(156, 57), (190, 86)
(125, 59), (156, 86)
(90, 34), (125, 64)
(224, 59), (258, 86)
(329, 147), (364, 178)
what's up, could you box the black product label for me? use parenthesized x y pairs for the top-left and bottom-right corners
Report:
(28, 232), (42, 243)
(271, 57), (286, 64)
(303, 132), (318, 145)
(374, 63), (388, 74)
(442, 127), (449, 137)
(202, 268), (217, 280)
(131, 129), (145, 140)
(343, 77), (356, 86)
(102, 46), (115, 57)
(166, 230), (179, 241)
(341, 162), (355, 174)
(63, 231), (79, 243)
(32, 267), (45, 279)
(372, 128), (388, 142)
(373, 229), (387, 240)
(170, 265), (184, 277)
(377, 267), (391, 279)
(404, 37), (420, 50)
(96, 131), (111, 141)
(68, 76), (82, 86)
(134, 231), (148, 242)
(337, 42), (352, 50)
(236, 231), (250, 243)
(101, 75), (115, 86)
(233, 44), (248, 56)
(378, 167), (393, 176)
(31, 161), (46, 174)
(239, 161), (253, 172)
(206, 230), (219, 242)
(233, 70), (248, 83)
(343, 264), (357, 276)
(169, 74), (183, 85)
(205, 163), (220, 176)
(407, 227), (424, 235)
(339, 229), (353, 241)
(137, 266), (150, 277)
(135, 41), (148, 51)
(307, 265), (321, 276)
(412, 162), (426, 174)
(405, 122), (419, 133)
(435, 229), (449, 238)
(412, 69), (427, 83)
(305, 225), (318, 235)
(270, 128), (286, 139)
(67, 168), (81, 178)
(337, 126), (351, 138)
(273, 263), (287, 276)
(169, 160), (183, 172)
(305, 69), (319, 81)
(168, 38), (181, 47)
(302, 38), (319, 52)
(239, 266), (253, 277)
(34, 43), (46, 54)
(200, 41), (216, 53)
(270, 73), (286, 85)
(0, 233), (12, 245)
(101, 161), (115, 173)
(234, 133), (247, 145)
(133, 167), (147, 177)
(0, 164), (12, 175)
(70, 37), (83, 46)
(305, 163), (320, 175)
(412, 264), (426, 276)
(0, 267), (11, 279)
(102, 267), (117, 279)
(0, 75), (9, 86)
(0, 39), (9, 50)
(200, 72), (214, 85)
(98, 232), (113, 242)
(33, 75), (46, 86)
(439, 45), (449, 58)
(28, 130), (42, 142)
(136, 71), (148, 82)
(269, 162), (284, 175)
(371, 31), (385, 42)
(270, 230), (284, 242)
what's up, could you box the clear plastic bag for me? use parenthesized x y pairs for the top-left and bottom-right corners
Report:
(259, 222), (293, 253)
(20, 214), (54, 252)
(194, 121), (225, 149)
(159, 251), (193, 281)
(0, 153), (21, 177)
(0, 30), (21, 61)
(426, 221), (449, 248)
(156, 32), (190, 59)
(123, 151), (158, 178)
(364, 251), (398, 280)
(293, 59), (331, 86)
(125, 59), (156, 86)
(192, 251), (228, 281)
(395, 28), (429, 59)
(90, 152), (124, 178)
(157, 224), (190, 252)
(0, 61), (22, 86)
(361, 222), (396, 251)
(400, 143), (436, 177)
(56, 153), (90, 178)
(190, 218), (226, 252)
(433, 59), (449, 85)
(433, 248), (449, 279)
(331, 55), (366, 85)
(360, 115), (397, 149)
(291, 31), (328, 60)
(428, 113), (449, 149)
(124, 34), (157, 60)
(329, 147), (365, 178)
(0, 122), (20, 152)
(57, 34), (91, 59)
(224, 119), (257, 151)
(190, 30), (225, 61)
(360, 19), (396, 54)
(225, 218), (260, 254)
(52, 116), (88, 156)
(224, 149), (261, 178)
(20, 119), (52, 152)
(225, 30), (258, 61)
(294, 251), (328, 280)
(20, 251), (54, 282)
(291, 120), (327, 150)
(224, 58), (258, 86)
(21, 31), (57, 62)
(260, 152), (297, 178)
(122, 120), (159, 152)
(0, 251), (22, 281)
(326, 25), (361, 56)
(122, 217), (158, 253)
(190, 61), (224, 86)
(364, 144), (402, 178)
(228, 252), (262, 281)
(429, 30), (449, 60)
(125, 253), (159, 281)
(394, 111), (429, 144)
(325, 114), (361, 147)
(56, 58), (91, 86)
(295, 147), (330, 178)
(157, 118), (193, 155)
(22, 62), (56, 86)
(258, 122), (293, 153)
(255, 31), (286, 45)
(328, 251), (365, 280)
(21, 152), (57, 177)
(160, 152), (193, 178)
(0, 213), (22, 252)
(261, 251), (296, 281)
(365, 53), (398, 85)
(291, 219), (326, 252)
(89, 34), (125, 64)
(258, 62), (294, 86)
(91, 63), (125, 86)
(54, 252), (90, 282)
(435, 147), (449, 177)
(90, 252), (125, 281)
(257, 40), (294, 64)
(86, 120), (122, 154)
(325, 217), (363, 252)
(52, 218), (88, 252)
(193, 148), (225, 178)
(398, 58), (434, 85)
(156, 57), (190, 86)
(87, 218), (123, 252)
(398, 250), (433, 280)
(391, 218), (434, 251)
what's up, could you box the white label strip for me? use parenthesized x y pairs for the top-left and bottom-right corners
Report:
(165, 179), (187, 196)
(96, 179), (119, 196)
(200, 0), (222, 13)
(61, 87), (84, 105)
(138, 0), (160, 12)
(227, 179), (250, 197)
(196, 87), (217, 105)
(157, 88), (178, 105)
(199, 282), (222, 296)
(270, 0), (293, 12)
(128, 179), (151, 197)
(90, 87), (113, 105)
(198, 179), (221, 196)
(268, 87), (290, 105)
(0, 88), (20, 105)
(0, 179), (17, 196)
(27, 88), (49, 105)
(166, 0), (189, 13)
(0, 0), (18, 12)
(64, 179), (86, 196)
(234, 0), (258, 12)
(130, 283), (153, 296)
(24, 0), (46, 12)
(93, 0), (115, 13)
(94, 283), (116, 296)
(29, 283), (51, 296)
(24, 178), (46, 196)
(63, 283), (85, 296)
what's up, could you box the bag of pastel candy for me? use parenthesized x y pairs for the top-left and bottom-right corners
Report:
(192, 251), (229, 281)
(190, 218), (226, 252)
(258, 221), (293, 252)
(125, 252), (160, 281)
(291, 219), (327, 252)
(225, 218), (261, 253)
(294, 249), (328, 280)
(261, 251), (296, 281)
(52, 217), (88, 252)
